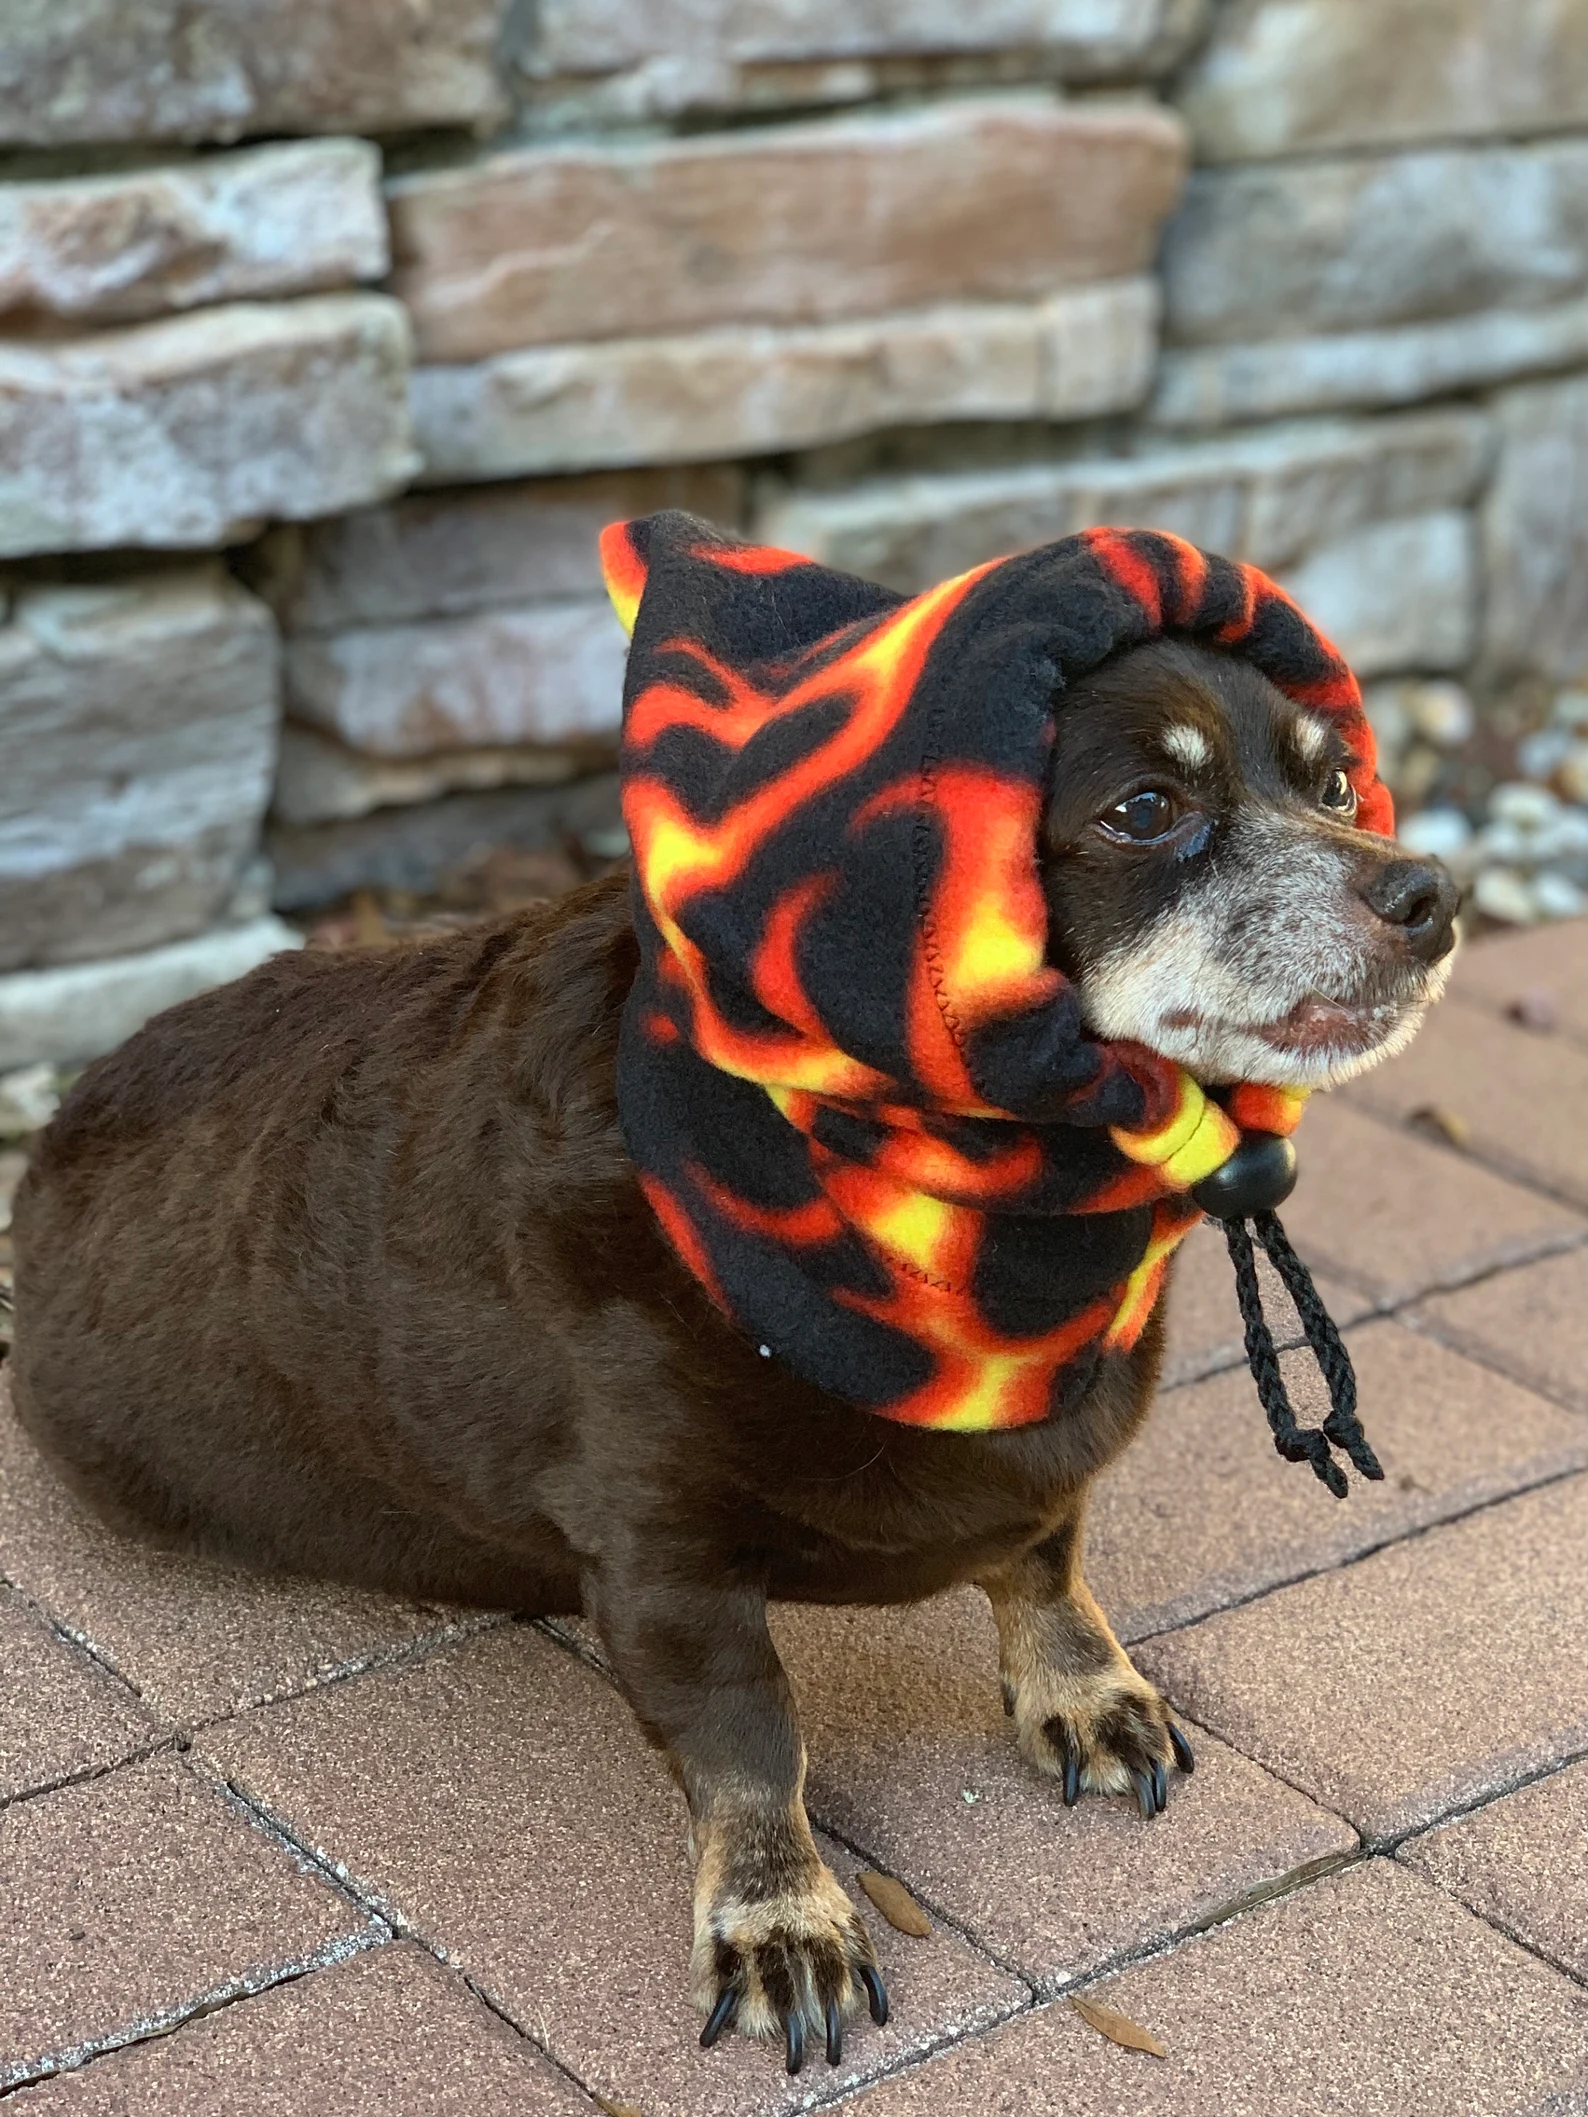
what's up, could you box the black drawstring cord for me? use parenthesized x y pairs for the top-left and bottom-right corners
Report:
(1220, 1211), (1382, 1498)
(1192, 1132), (1383, 1500)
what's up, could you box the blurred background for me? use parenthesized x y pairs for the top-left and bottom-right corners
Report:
(1, 0), (1586, 1104)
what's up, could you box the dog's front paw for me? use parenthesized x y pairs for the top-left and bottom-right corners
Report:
(691, 1840), (887, 2074)
(1007, 1659), (1195, 1817)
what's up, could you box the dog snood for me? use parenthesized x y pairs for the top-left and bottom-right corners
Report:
(601, 513), (1393, 1434)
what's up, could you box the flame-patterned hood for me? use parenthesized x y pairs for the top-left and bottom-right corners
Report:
(600, 512), (1391, 1432)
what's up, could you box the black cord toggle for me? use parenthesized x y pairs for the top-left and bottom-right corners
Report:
(1191, 1134), (1383, 1500)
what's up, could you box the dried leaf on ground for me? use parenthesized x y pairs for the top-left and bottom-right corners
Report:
(1507, 987), (1559, 1033)
(1068, 1993), (1167, 2057)
(857, 1869), (933, 1936)
(594, 2097), (643, 2117)
(1407, 1103), (1472, 1149)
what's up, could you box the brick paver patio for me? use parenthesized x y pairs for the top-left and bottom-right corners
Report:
(0, 921), (1584, 2113)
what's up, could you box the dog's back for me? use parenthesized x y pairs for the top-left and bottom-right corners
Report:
(9, 874), (640, 1598)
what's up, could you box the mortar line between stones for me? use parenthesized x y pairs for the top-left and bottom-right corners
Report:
(0, 1571), (149, 1704)
(1290, 1219), (1588, 1318)
(816, 1845), (1379, 2112)
(524, 1611), (1381, 2074)
(1392, 1309), (1588, 1420)
(0, 1733), (180, 1822)
(176, 1608), (514, 1741)
(0, 1569), (510, 1746)
(187, 1753), (401, 1935)
(205, 1761), (679, 2115)
(1424, 1894), (1588, 1995)
(1376, 1740), (1588, 1860)
(1127, 1456), (1588, 1648)
(1341, 1098), (1588, 1217)
(1157, 1221), (1588, 1397)
(1376, 1737), (1588, 1994)
(0, 1930), (388, 2099)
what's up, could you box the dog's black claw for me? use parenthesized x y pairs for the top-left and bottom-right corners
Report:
(1150, 1758), (1167, 1812)
(700, 1988), (738, 2049)
(1169, 1722), (1195, 1774)
(785, 2011), (805, 2076)
(860, 1963), (889, 2027)
(1132, 1769), (1156, 1820)
(825, 1996), (843, 2066)
(1062, 1752), (1081, 1806)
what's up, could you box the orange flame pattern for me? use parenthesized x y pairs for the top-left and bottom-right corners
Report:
(601, 513), (1389, 1431)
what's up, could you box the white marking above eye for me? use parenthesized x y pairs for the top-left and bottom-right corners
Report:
(1161, 723), (1211, 771)
(1292, 715), (1329, 762)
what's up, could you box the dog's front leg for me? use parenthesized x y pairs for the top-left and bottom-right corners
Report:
(980, 1498), (1195, 1817)
(586, 1561), (886, 2071)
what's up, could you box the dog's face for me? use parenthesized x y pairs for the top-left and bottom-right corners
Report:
(1040, 639), (1459, 1089)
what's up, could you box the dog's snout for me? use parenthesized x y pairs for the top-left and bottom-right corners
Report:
(1360, 857), (1459, 963)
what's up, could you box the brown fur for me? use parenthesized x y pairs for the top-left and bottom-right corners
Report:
(8, 639), (1453, 2070)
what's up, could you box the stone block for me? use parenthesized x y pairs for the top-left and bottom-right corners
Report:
(1407, 1250), (1588, 1415)
(0, 570), (279, 971)
(0, 918), (301, 1071)
(1088, 1322), (1588, 1644)
(757, 409), (1489, 590)
(0, 0), (507, 148)
(251, 466), (744, 631)
(0, 140), (386, 327)
(266, 777), (622, 912)
(1150, 298), (1588, 427)
(1481, 372), (1588, 685)
(1164, 140), (1588, 347)
(1448, 916), (1588, 1046)
(412, 280), (1160, 478)
(1274, 512), (1476, 677)
(388, 99), (1187, 362)
(1177, 0), (1588, 161)
(272, 725), (604, 830)
(283, 601), (627, 758)
(0, 296), (417, 559)
(1341, 992), (1588, 1207)
(527, 0), (1205, 98)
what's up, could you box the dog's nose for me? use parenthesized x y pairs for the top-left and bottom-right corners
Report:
(1360, 857), (1460, 963)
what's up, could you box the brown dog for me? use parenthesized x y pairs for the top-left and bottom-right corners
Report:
(10, 635), (1455, 2073)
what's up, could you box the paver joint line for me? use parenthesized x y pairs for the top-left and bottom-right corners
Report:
(1157, 1224), (1588, 1396)
(0, 1928), (390, 2098)
(1120, 1454), (1588, 1650)
(0, 1569), (148, 1706)
(1384, 1741), (1588, 1856)
(0, 1733), (179, 1822)
(191, 1755), (403, 1934)
(207, 1768), (410, 1937)
(178, 1607), (518, 1739)
(1347, 1095), (1588, 1215)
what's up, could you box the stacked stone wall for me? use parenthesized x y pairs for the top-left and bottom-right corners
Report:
(3, 0), (1587, 1065)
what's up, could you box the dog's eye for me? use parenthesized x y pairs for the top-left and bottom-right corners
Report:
(1321, 768), (1358, 816)
(1100, 788), (1179, 843)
